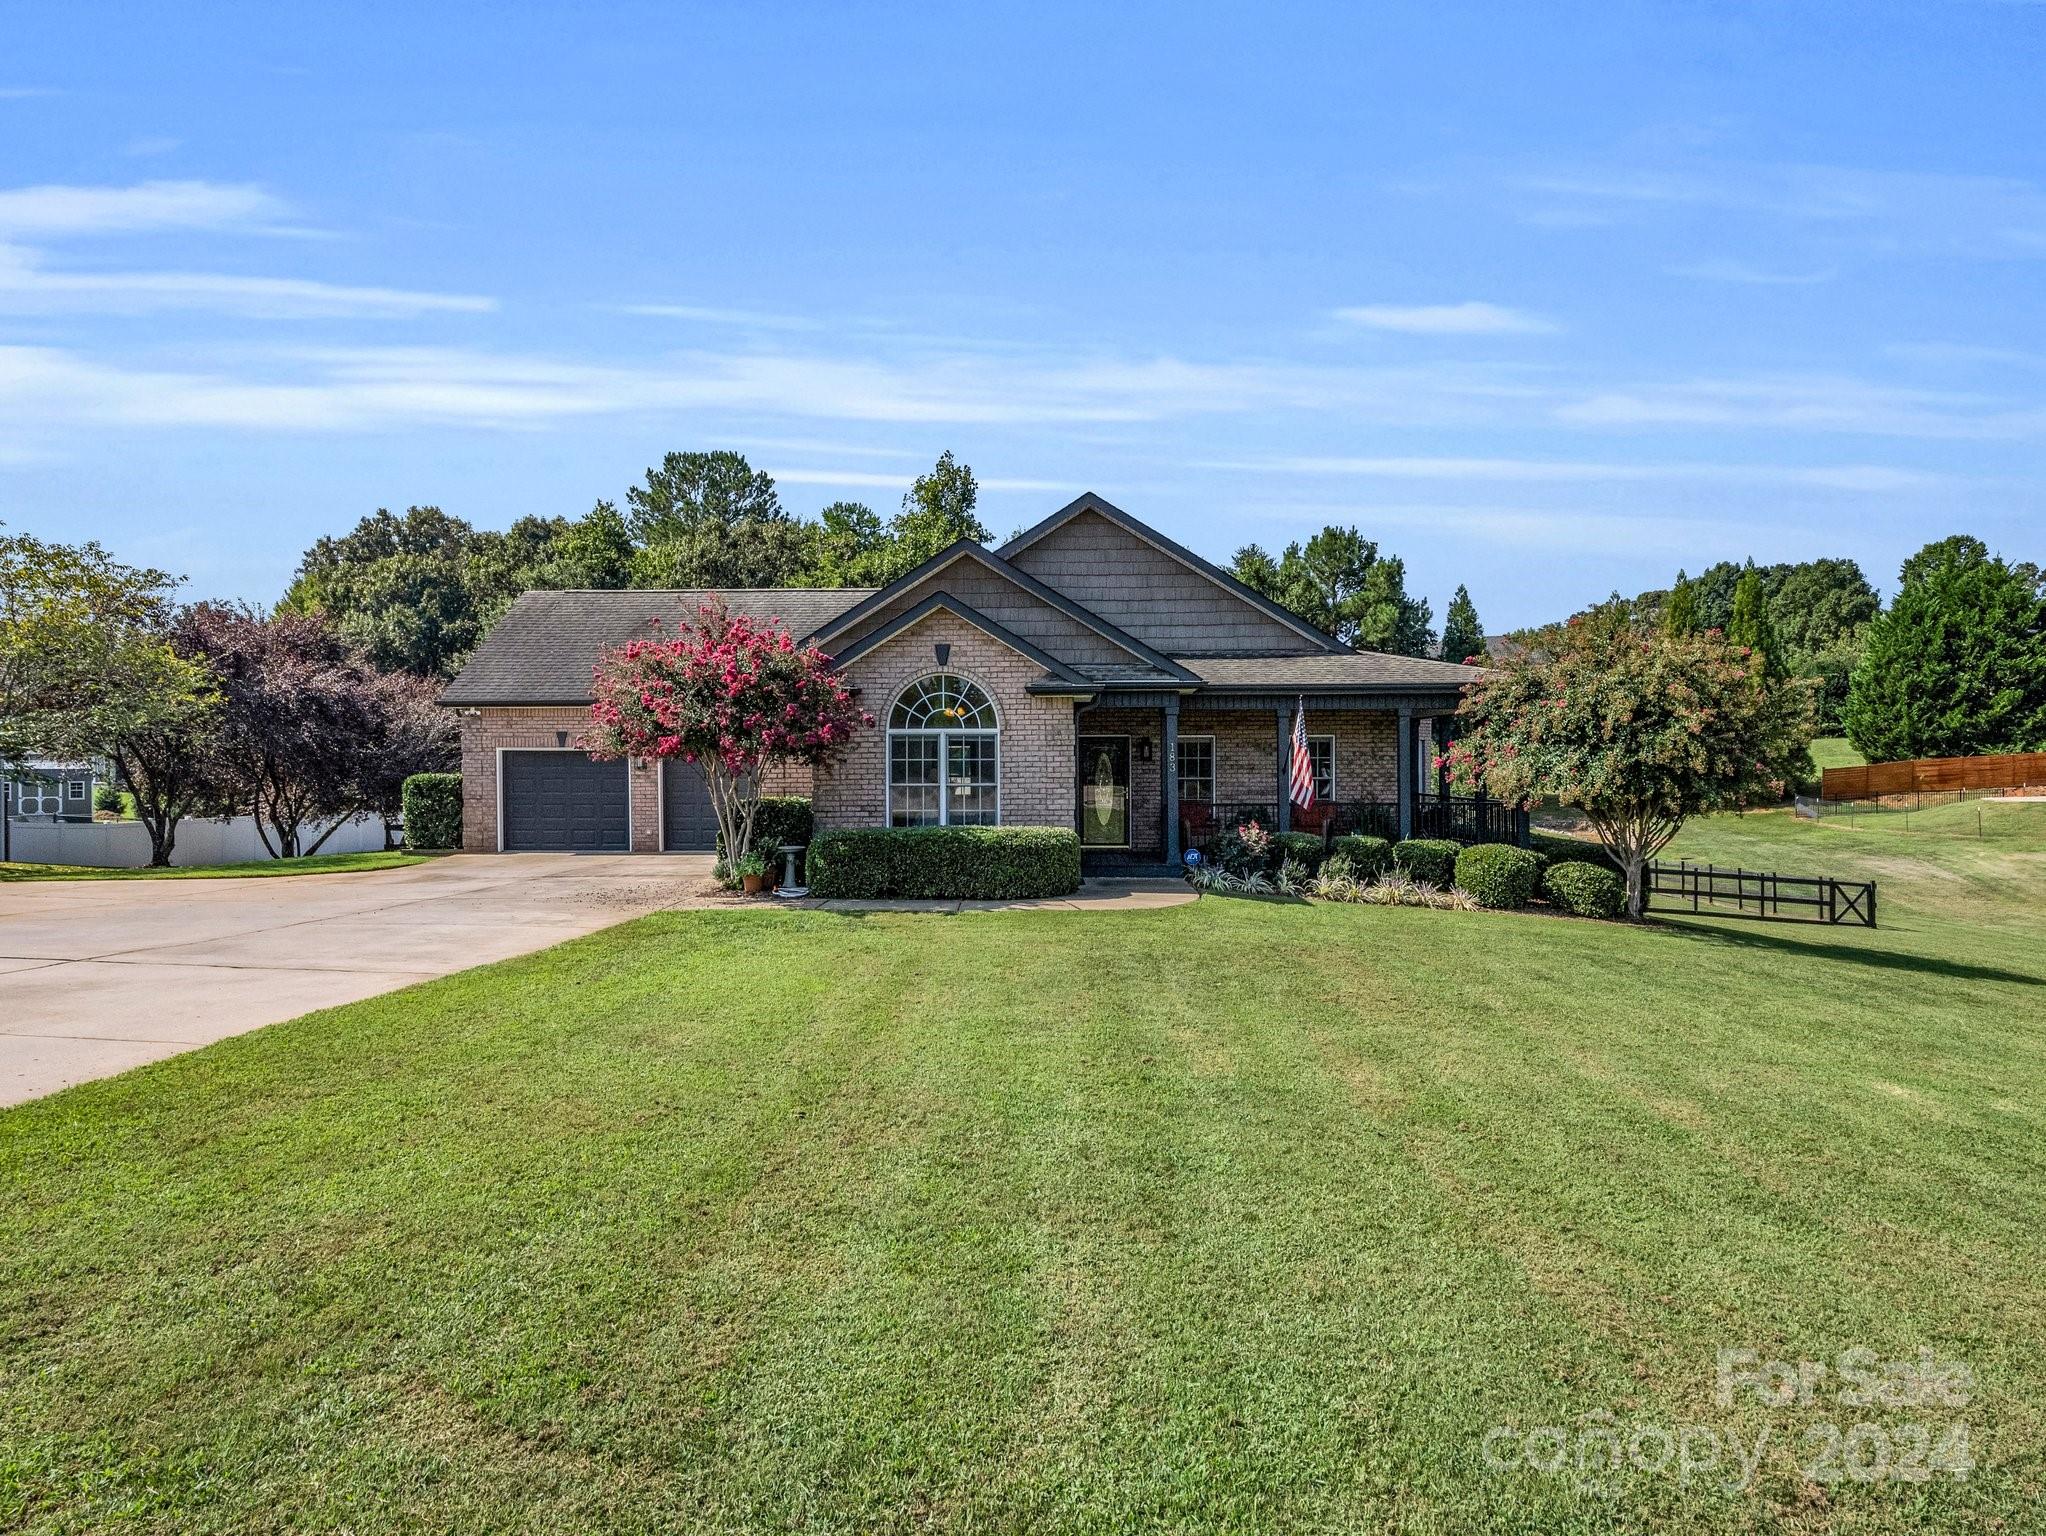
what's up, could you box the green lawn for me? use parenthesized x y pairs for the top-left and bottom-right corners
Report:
(1809, 735), (1868, 773)
(0, 850), (430, 882)
(2, 814), (2041, 1531)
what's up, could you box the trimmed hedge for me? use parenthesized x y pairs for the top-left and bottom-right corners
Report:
(401, 772), (462, 850)
(1276, 832), (1327, 874)
(806, 826), (1082, 900)
(718, 795), (814, 858)
(1331, 834), (1392, 878)
(1529, 829), (1618, 873)
(1543, 861), (1626, 919)
(1456, 843), (1541, 909)
(1391, 838), (1460, 887)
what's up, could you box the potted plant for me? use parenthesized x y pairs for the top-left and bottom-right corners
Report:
(734, 849), (772, 896)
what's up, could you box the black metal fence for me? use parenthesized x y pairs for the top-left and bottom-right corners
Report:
(1645, 859), (1876, 927)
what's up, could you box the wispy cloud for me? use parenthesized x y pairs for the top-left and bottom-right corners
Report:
(123, 136), (183, 159)
(1885, 341), (2046, 370)
(1519, 161), (2046, 260)
(0, 341), (1541, 436)
(0, 246), (495, 317)
(0, 87), (61, 101)
(1333, 301), (1557, 335)
(616, 302), (820, 331)
(1666, 259), (1835, 286)
(767, 467), (1072, 492)
(1553, 373), (2046, 439)
(1211, 454), (1956, 492)
(0, 180), (289, 237)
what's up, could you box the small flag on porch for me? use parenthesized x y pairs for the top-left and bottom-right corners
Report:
(1289, 697), (1315, 809)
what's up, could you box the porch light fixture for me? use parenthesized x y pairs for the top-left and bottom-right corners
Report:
(1137, 737), (1153, 763)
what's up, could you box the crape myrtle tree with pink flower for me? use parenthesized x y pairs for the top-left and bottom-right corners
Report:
(583, 600), (872, 874)
(1442, 604), (1813, 918)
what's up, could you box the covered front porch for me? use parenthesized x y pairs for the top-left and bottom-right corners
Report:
(1072, 688), (1524, 876)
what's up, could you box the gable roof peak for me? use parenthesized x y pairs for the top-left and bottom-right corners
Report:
(996, 492), (1350, 654)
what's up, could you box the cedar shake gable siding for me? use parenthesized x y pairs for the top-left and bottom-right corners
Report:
(1000, 497), (1345, 657)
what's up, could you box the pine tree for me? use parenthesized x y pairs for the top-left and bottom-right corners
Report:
(1662, 570), (1700, 637)
(1440, 584), (1486, 664)
(1842, 538), (2046, 760)
(1726, 569), (1783, 676)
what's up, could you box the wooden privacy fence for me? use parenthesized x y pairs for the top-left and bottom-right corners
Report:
(1822, 752), (2046, 802)
(1644, 859), (1876, 927)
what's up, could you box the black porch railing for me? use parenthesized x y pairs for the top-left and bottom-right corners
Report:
(1415, 795), (1526, 846)
(1181, 796), (1528, 852)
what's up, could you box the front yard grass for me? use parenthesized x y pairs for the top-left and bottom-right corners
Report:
(0, 850), (431, 881)
(1, 812), (2040, 1531)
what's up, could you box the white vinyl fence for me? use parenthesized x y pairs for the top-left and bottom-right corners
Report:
(5, 814), (391, 869)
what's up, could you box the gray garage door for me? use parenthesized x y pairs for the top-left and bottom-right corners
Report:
(662, 760), (718, 851)
(501, 751), (629, 851)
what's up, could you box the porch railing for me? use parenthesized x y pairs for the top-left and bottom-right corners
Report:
(1181, 795), (1527, 852)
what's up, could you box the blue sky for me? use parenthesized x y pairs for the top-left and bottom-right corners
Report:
(3, 1), (2043, 629)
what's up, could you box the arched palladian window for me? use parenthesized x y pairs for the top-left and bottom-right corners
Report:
(888, 673), (999, 827)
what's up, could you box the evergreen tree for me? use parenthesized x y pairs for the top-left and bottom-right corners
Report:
(1662, 570), (1700, 637)
(1440, 584), (1486, 664)
(1842, 537), (2046, 761)
(1726, 569), (1783, 675)
(1229, 526), (1434, 656)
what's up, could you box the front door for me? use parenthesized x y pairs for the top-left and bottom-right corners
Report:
(1076, 736), (1130, 848)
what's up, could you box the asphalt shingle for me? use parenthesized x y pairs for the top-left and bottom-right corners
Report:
(441, 588), (877, 705)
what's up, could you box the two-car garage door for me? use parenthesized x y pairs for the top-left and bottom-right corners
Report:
(498, 750), (720, 852)
(500, 751), (629, 852)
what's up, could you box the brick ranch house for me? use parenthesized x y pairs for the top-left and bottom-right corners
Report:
(442, 493), (1517, 873)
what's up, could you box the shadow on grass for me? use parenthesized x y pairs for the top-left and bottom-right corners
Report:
(1653, 916), (2043, 987)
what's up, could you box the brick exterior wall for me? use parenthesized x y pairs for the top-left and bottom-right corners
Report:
(1177, 708), (1399, 810)
(812, 610), (1078, 832)
(461, 708), (817, 853)
(459, 706), (662, 852)
(459, 687), (1404, 853)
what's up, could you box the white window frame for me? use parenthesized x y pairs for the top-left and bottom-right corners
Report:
(68, 779), (88, 801)
(1306, 734), (1337, 802)
(1175, 734), (1216, 803)
(886, 672), (1001, 828)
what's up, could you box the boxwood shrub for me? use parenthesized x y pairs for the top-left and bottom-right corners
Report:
(806, 826), (1082, 900)
(1276, 831), (1327, 873)
(1455, 843), (1541, 909)
(1529, 829), (1618, 873)
(401, 772), (462, 850)
(1391, 837), (1459, 887)
(1331, 834), (1392, 877)
(1543, 860), (1627, 919)
(718, 795), (814, 859)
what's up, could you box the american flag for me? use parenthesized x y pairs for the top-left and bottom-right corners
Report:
(1289, 698), (1315, 809)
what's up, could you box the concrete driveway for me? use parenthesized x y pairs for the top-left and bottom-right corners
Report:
(0, 853), (714, 1107)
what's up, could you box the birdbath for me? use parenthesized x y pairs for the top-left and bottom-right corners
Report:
(773, 843), (808, 898)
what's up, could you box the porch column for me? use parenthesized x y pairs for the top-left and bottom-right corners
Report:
(1396, 706), (1417, 841)
(1161, 694), (1181, 868)
(1274, 701), (1291, 833)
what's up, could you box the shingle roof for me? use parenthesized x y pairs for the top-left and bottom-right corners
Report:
(1174, 651), (1484, 690)
(441, 588), (877, 705)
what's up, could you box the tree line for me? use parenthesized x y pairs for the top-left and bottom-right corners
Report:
(283, 447), (1479, 679)
(1547, 534), (2046, 762)
(280, 449), (996, 679)
(3, 530), (453, 866)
